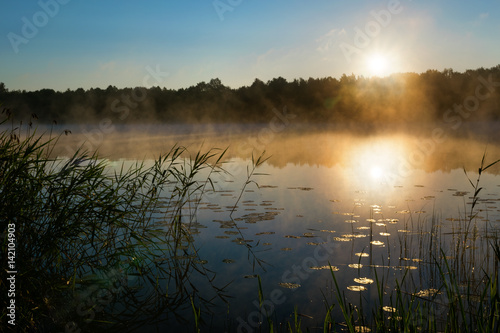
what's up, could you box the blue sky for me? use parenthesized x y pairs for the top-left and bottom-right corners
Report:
(1, 0), (499, 91)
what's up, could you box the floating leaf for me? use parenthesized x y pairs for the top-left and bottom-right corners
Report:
(342, 234), (367, 238)
(347, 285), (367, 291)
(415, 288), (440, 297)
(354, 277), (374, 284)
(310, 265), (338, 271)
(298, 187), (313, 191)
(255, 231), (275, 236)
(306, 242), (325, 246)
(279, 282), (301, 289)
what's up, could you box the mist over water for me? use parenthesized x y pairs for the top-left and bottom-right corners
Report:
(38, 119), (500, 331)
(3, 0), (500, 329)
(48, 122), (500, 174)
(3, 67), (500, 331)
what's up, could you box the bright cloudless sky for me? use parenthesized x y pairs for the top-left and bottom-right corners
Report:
(1, 0), (499, 91)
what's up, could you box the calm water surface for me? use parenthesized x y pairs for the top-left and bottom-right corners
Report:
(54, 124), (500, 330)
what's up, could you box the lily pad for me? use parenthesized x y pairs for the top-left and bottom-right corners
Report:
(354, 277), (374, 284)
(347, 285), (367, 291)
(244, 275), (258, 279)
(310, 265), (338, 271)
(279, 282), (301, 289)
(382, 306), (396, 313)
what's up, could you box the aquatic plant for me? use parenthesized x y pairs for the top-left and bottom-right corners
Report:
(240, 153), (500, 333)
(0, 115), (229, 331)
(324, 153), (500, 332)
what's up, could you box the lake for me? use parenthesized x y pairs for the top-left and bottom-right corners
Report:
(50, 122), (500, 331)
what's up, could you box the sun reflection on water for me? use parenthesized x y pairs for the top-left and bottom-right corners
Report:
(369, 165), (384, 180)
(348, 137), (408, 186)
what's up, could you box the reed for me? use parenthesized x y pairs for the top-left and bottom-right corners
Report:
(2, 112), (499, 332)
(0, 117), (228, 331)
(236, 150), (499, 333)
(323, 153), (500, 332)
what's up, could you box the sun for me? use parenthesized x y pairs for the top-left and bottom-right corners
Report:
(366, 53), (389, 77)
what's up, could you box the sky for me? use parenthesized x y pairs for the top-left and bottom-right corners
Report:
(1, 0), (499, 91)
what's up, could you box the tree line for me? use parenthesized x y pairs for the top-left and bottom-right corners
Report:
(1, 65), (499, 125)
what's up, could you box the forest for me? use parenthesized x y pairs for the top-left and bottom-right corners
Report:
(1, 65), (499, 125)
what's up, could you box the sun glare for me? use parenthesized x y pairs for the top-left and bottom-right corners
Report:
(348, 138), (407, 186)
(370, 166), (384, 180)
(366, 53), (390, 77)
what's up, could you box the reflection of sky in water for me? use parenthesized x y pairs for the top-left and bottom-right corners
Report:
(54, 127), (500, 329)
(173, 154), (500, 329)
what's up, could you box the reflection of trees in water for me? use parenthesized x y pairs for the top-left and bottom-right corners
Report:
(49, 126), (500, 173)
(0, 128), (234, 332)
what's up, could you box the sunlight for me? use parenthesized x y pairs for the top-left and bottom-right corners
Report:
(365, 53), (390, 77)
(348, 137), (408, 186)
(370, 165), (384, 180)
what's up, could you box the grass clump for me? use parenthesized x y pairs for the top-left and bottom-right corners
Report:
(0, 117), (227, 332)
